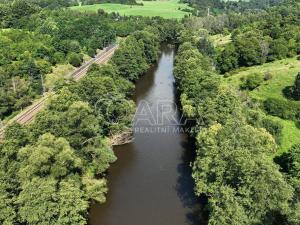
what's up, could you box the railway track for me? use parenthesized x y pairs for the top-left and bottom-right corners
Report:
(72, 44), (117, 81)
(0, 44), (118, 138)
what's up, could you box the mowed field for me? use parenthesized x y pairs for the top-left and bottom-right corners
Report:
(224, 57), (300, 154)
(71, 0), (192, 19)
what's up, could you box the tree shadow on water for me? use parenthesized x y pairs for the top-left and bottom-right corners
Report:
(175, 136), (209, 225)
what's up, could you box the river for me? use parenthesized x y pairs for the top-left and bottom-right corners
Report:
(89, 45), (206, 225)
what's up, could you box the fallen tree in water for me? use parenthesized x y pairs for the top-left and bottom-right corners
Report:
(110, 129), (134, 146)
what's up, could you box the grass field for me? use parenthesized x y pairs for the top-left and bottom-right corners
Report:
(71, 0), (192, 19)
(272, 116), (300, 155)
(225, 57), (300, 101)
(223, 57), (300, 154)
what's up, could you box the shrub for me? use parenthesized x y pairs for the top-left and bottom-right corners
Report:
(292, 73), (300, 100)
(246, 109), (283, 144)
(87, 48), (96, 57)
(261, 117), (283, 144)
(240, 73), (263, 90)
(268, 38), (289, 61)
(67, 53), (83, 67)
(283, 72), (300, 100)
(53, 52), (65, 64)
(264, 72), (273, 81)
(263, 98), (300, 121)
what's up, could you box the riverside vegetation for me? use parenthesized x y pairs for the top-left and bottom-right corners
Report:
(0, 0), (300, 224)
(174, 0), (300, 224)
(0, 0), (180, 224)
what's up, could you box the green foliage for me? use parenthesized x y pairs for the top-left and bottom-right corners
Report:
(0, 20), (163, 224)
(216, 43), (238, 74)
(0, 67), (123, 224)
(291, 73), (300, 100)
(0, 175), (17, 225)
(175, 41), (295, 224)
(208, 186), (249, 225)
(8, 0), (40, 26)
(56, 177), (88, 225)
(279, 144), (300, 177)
(112, 36), (149, 81)
(8, 0), (79, 9)
(263, 97), (300, 121)
(17, 176), (88, 225)
(268, 38), (289, 61)
(275, 143), (300, 224)
(247, 110), (283, 145)
(83, 177), (108, 203)
(174, 42), (212, 84)
(17, 177), (60, 224)
(193, 122), (293, 225)
(197, 37), (215, 56)
(70, 72), (135, 135)
(174, 42), (242, 130)
(0, 2), (172, 224)
(132, 30), (160, 64)
(234, 32), (267, 66)
(0, 7), (119, 120)
(67, 52), (83, 67)
(18, 133), (83, 181)
(240, 73), (263, 91)
(0, 2), (174, 122)
(214, 2), (300, 73)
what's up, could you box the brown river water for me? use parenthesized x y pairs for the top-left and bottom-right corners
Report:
(89, 45), (207, 225)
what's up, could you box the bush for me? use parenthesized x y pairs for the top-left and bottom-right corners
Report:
(283, 73), (300, 100)
(246, 109), (283, 144)
(263, 98), (300, 121)
(261, 117), (283, 144)
(264, 72), (273, 81)
(87, 48), (96, 57)
(53, 52), (65, 64)
(292, 73), (300, 100)
(240, 73), (263, 90)
(197, 38), (215, 56)
(268, 38), (289, 61)
(297, 55), (300, 61)
(67, 53), (83, 67)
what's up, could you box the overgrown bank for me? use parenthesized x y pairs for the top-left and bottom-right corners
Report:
(174, 41), (299, 224)
(0, 18), (180, 224)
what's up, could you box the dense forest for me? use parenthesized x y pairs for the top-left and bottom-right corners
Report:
(0, 0), (300, 224)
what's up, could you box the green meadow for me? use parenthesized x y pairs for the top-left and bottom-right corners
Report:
(71, 0), (192, 19)
(224, 57), (300, 154)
